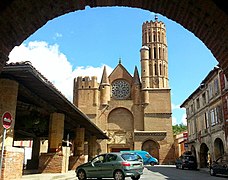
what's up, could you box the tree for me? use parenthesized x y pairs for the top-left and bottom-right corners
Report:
(172, 123), (187, 135)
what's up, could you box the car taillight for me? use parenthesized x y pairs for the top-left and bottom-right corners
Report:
(122, 162), (131, 166)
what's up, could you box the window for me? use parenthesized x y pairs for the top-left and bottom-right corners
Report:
(154, 64), (157, 75)
(210, 106), (222, 126)
(205, 112), (209, 128)
(191, 104), (194, 113)
(154, 47), (157, 59)
(149, 47), (151, 59)
(106, 154), (117, 162)
(214, 78), (219, 95)
(149, 34), (151, 42)
(159, 64), (162, 75)
(208, 84), (213, 99)
(153, 31), (156, 42)
(196, 98), (200, 109)
(202, 93), (206, 105)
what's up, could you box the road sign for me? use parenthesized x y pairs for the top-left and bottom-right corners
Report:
(2, 112), (12, 129)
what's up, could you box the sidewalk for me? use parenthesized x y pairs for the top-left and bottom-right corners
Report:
(21, 170), (77, 180)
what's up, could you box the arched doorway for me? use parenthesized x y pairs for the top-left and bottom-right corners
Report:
(199, 143), (209, 168)
(142, 140), (159, 162)
(107, 108), (134, 152)
(191, 145), (197, 158)
(214, 138), (224, 160)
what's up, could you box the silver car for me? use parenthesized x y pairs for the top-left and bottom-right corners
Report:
(76, 152), (144, 180)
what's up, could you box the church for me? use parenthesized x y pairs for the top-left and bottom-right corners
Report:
(73, 17), (175, 164)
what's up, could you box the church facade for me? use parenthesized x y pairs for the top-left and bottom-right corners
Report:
(73, 18), (175, 164)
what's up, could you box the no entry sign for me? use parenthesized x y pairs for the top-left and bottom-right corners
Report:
(2, 112), (12, 129)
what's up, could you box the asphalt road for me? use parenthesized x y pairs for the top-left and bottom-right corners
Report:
(22, 165), (227, 180)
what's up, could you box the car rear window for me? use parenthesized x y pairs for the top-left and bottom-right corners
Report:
(121, 154), (140, 161)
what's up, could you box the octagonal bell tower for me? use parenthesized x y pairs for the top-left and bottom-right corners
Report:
(142, 15), (168, 88)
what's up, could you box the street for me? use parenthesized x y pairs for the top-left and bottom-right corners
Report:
(22, 165), (227, 180)
(140, 165), (227, 180)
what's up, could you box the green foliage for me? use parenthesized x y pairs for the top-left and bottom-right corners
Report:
(172, 124), (187, 135)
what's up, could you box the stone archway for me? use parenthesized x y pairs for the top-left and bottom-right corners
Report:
(0, 1), (227, 75)
(108, 107), (133, 131)
(199, 143), (209, 168)
(142, 139), (159, 162)
(214, 138), (224, 159)
(191, 145), (197, 158)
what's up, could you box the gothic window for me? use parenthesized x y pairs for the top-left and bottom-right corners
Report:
(154, 47), (157, 59)
(149, 47), (151, 59)
(154, 64), (157, 75)
(159, 64), (162, 75)
(158, 32), (160, 42)
(149, 34), (151, 42)
(112, 80), (130, 100)
(153, 31), (156, 42)
(159, 47), (161, 59)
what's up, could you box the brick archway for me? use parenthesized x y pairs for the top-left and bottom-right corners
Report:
(0, 1), (227, 74)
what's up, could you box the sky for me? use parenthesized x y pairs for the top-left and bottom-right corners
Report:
(8, 7), (218, 125)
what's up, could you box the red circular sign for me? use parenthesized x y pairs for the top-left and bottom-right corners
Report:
(2, 112), (12, 129)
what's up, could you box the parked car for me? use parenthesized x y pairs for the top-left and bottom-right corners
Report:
(75, 152), (144, 180)
(175, 154), (197, 170)
(210, 154), (228, 177)
(120, 150), (158, 166)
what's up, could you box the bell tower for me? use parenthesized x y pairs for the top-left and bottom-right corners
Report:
(141, 15), (168, 88)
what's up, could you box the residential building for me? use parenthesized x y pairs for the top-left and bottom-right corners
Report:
(181, 66), (227, 168)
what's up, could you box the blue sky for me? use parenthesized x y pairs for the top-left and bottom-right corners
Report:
(8, 7), (218, 125)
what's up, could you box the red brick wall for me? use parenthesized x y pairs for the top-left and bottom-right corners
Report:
(69, 155), (85, 170)
(38, 153), (64, 173)
(1, 146), (24, 180)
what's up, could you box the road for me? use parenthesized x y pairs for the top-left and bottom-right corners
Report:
(139, 165), (227, 180)
(22, 165), (227, 180)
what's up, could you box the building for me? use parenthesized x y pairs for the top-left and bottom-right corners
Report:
(73, 18), (175, 164)
(174, 131), (188, 159)
(0, 62), (108, 179)
(181, 66), (227, 168)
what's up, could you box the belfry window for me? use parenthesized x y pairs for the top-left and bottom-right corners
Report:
(154, 47), (157, 59)
(159, 64), (162, 75)
(154, 64), (157, 75)
(153, 31), (156, 42)
(149, 47), (151, 59)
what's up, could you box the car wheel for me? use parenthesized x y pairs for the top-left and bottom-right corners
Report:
(210, 168), (216, 176)
(131, 175), (140, 180)
(150, 162), (155, 166)
(77, 169), (87, 180)
(114, 170), (125, 180)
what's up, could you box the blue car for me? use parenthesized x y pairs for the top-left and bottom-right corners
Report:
(120, 150), (158, 166)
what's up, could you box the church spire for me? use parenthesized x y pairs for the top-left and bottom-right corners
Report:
(100, 66), (109, 85)
(133, 66), (141, 85)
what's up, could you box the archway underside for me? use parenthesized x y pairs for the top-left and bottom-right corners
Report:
(0, 0), (227, 74)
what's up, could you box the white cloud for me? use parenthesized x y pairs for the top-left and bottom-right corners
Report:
(8, 41), (113, 102)
(171, 103), (181, 110)
(181, 113), (187, 125)
(172, 116), (177, 125)
(55, 33), (62, 38)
